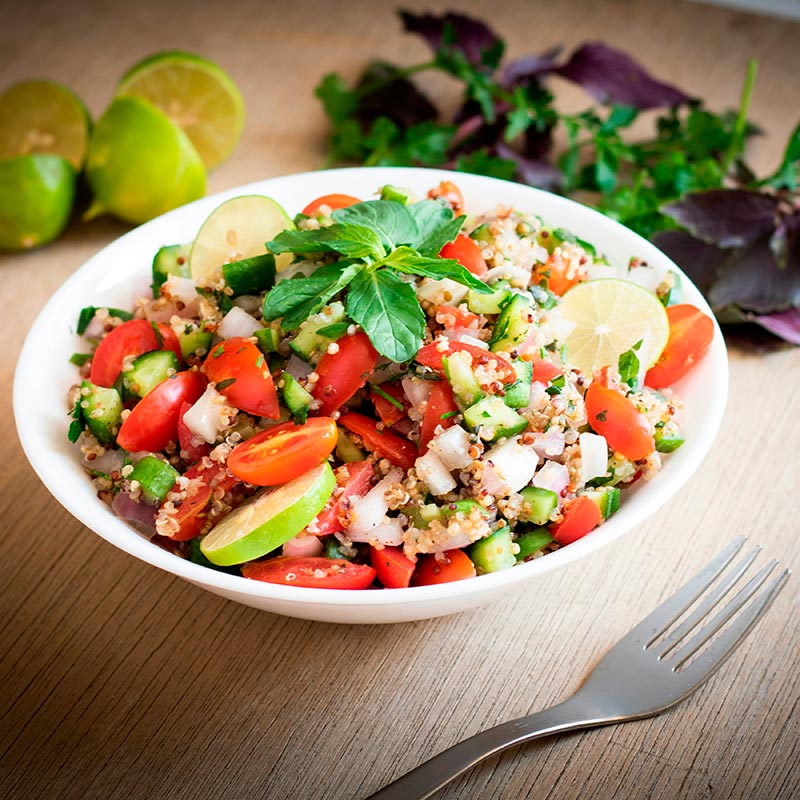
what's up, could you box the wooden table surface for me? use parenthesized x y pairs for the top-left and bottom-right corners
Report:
(2, 1), (799, 798)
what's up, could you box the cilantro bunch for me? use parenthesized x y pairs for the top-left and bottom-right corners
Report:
(263, 199), (490, 362)
(314, 10), (800, 345)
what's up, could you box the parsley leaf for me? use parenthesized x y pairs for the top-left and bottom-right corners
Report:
(267, 224), (385, 260)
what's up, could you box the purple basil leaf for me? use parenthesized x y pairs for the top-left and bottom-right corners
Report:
(651, 230), (727, 293)
(496, 143), (563, 192)
(751, 308), (800, 345)
(399, 10), (504, 69)
(661, 189), (780, 248)
(500, 46), (562, 87)
(555, 42), (691, 109)
(354, 61), (437, 129)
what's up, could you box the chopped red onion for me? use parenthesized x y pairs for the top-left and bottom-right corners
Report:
(532, 460), (569, 499)
(285, 354), (313, 380)
(283, 534), (324, 558)
(112, 491), (157, 536)
(532, 429), (565, 458)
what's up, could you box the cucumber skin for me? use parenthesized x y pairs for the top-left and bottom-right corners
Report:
(519, 486), (559, 526)
(128, 455), (179, 504)
(463, 396), (528, 441)
(281, 373), (313, 423)
(489, 295), (535, 353)
(515, 528), (554, 561)
(81, 380), (123, 444)
(123, 350), (179, 397)
(470, 527), (515, 574)
(443, 352), (483, 409)
(503, 360), (532, 408)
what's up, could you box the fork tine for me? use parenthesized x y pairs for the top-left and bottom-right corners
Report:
(652, 545), (762, 659)
(675, 568), (790, 682)
(669, 560), (779, 669)
(626, 536), (747, 647)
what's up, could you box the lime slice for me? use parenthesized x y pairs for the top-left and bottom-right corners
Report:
(116, 51), (244, 170)
(86, 96), (206, 225)
(189, 194), (294, 288)
(0, 80), (91, 170)
(0, 154), (75, 251)
(200, 461), (336, 566)
(558, 278), (670, 375)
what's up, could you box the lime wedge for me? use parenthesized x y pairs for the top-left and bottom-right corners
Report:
(189, 194), (294, 288)
(200, 461), (336, 566)
(86, 96), (206, 225)
(0, 80), (91, 170)
(0, 154), (75, 251)
(116, 51), (244, 170)
(558, 278), (670, 375)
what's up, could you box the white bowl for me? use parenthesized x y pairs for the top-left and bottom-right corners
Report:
(13, 167), (728, 624)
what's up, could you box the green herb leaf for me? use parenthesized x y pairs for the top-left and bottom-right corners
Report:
(408, 201), (464, 256)
(76, 306), (133, 336)
(70, 353), (91, 366)
(372, 384), (405, 411)
(332, 200), (419, 250)
(618, 339), (643, 389)
(68, 399), (84, 443)
(382, 246), (492, 293)
(267, 224), (385, 260)
(346, 268), (425, 362)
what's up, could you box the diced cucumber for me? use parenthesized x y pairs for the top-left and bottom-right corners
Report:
(583, 486), (621, 519)
(380, 184), (412, 205)
(178, 326), (214, 360)
(322, 536), (352, 560)
(515, 528), (553, 561)
(467, 286), (512, 315)
(519, 486), (559, 525)
(289, 301), (346, 362)
(655, 423), (685, 453)
(123, 349), (179, 397)
(469, 223), (493, 244)
(281, 373), (313, 424)
(406, 503), (443, 529)
(254, 325), (282, 354)
(443, 351), (483, 409)
(80, 380), (123, 444)
(222, 253), (276, 296)
(336, 427), (366, 462)
(128, 455), (179, 505)
(152, 243), (191, 295)
(444, 499), (492, 519)
(503, 359), (533, 408)
(489, 294), (536, 353)
(470, 527), (515, 574)
(463, 396), (527, 441)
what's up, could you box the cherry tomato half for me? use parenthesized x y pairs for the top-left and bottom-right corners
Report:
(645, 304), (714, 389)
(526, 356), (563, 384)
(439, 234), (488, 278)
(419, 380), (458, 454)
(90, 318), (160, 387)
(156, 323), (183, 365)
(227, 418), (338, 486)
(411, 550), (476, 586)
(370, 546), (415, 589)
(584, 382), (654, 461)
(551, 496), (603, 545)
(415, 341), (516, 384)
(436, 304), (481, 330)
(315, 461), (375, 536)
(117, 370), (206, 452)
(370, 382), (409, 427)
(337, 412), (417, 471)
(204, 337), (279, 419)
(242, 556), (376, 589)
(302, 194), (361, 217)
(427, 180), (464, 214)
(533, 250), (585, 296)
(312, 332), (379, 415)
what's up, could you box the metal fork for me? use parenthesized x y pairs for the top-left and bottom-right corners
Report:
(366, 537), (790, 800)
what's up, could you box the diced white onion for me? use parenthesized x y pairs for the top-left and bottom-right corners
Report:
(401, 376), (432, 413)
(483, 437), (539, 493)
(532, 460), (569, 499)
(430, 425), (473, 470)
(162, 275), (199, 307)
(282, 534), (323, 557)
(531, 429), (565, 458)
(182, 385), (232, 444)
(484, 265), (531, 285)
(527, 380), (548, 410)
(79, 436), (126, 474)
(428, 531), (473, 553)
(348, 517), (404, 546)
(347, 468), (402, 535)
(285, 354), (312, 380)
(416, 277), (469, 306)
(579, 432), (609, 486)
(415, 451), (457, 496)
(218, 306), (262, 339)
(442, 330), (488, 348)
(232, 294), (262, 315)
(625, 260), (668, 293)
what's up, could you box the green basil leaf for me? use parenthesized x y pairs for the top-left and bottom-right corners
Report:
(408, 201), (464, 256)
(346, 268), (425, 363)
(382, 246), (492, 293)
(266, 224), (384, 260)
(262, 263), (362, 330)
(332, 200), (418, 250)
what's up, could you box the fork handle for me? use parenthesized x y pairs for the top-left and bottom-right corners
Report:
(364, 695), (612, 800)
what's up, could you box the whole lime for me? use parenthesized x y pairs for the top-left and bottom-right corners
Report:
(86, 95), (206, 225)
(0, 153), (76, 251)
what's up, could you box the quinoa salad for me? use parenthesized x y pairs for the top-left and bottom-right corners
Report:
(66, 180), (714, 589)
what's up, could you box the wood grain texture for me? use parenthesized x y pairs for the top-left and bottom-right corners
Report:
(1, 1), (799, 798)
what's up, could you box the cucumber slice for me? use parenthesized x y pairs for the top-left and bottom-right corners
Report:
(128, 455), (179, 504)
(254, 325), (282, 354)
(470, 527), (515, 574)
(335, 427), (366, 463)
(123, 349), (179, 397)
(178, 326), (213, 360)
(222, 253), (276, 296)
(152, 242), (190, 294)
(379, 184), (411, 205)
(655, 423), (685, 453)
(515, 528), (553, 561)
(467, 286), (512, 315)
(289, 301), (346, 363)
(463, 396), (527, 441)
(489, 294), (536, 353)
(80, 380), (123, 444)
(503, 359), (532, 408)
(469, 223), (493, 244)
(443, 350), (483, 409)
(281, 373), (313, 424)
(519, 486), (559, 525)
(200, 461), (335, 566)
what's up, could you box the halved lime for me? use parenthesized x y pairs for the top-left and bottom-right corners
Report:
(0, 154), (75, 251)
(86, 95), (206, 225)
(200, 461), (336, 566)
(558, 278), (670, 375)
(116, 51), (244, 170)
(189, 194), (294, 288)
(0, 80), (91, 170)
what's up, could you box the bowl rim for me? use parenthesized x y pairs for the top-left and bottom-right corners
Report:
(13, 166), (728, 608)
